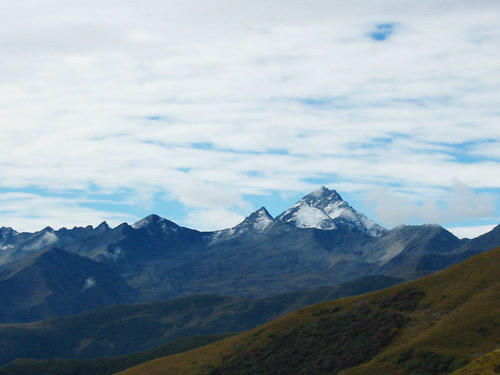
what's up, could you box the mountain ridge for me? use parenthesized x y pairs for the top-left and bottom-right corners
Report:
(0, 187), (499, 322)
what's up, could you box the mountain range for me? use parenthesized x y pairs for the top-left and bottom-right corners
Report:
(1, 186), (499, 323)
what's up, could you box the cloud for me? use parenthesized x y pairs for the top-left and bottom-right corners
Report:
(446, 224), (498, 239)
(363, 181), (497, 227)
(82, 277), (96, 290)
(23, 231), (59, 251)
(0, 1), (499, 231)
(185, 209), (246, 231)
(0, 193), (132, 232)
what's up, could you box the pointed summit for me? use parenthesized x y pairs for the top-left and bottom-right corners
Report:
(132, 214), (179, 231)
(277, 187), (387, 237)
(235, 207), (274, 234)
(95, 221), (110, 233)
(209, 207), (274, 244)
(0, 227), (18, 240)
(300, 186), (344, 213)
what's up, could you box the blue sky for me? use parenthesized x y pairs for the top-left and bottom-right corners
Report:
(1, 0), (499, 239)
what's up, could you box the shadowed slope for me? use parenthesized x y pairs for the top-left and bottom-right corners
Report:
(0, 248), (135, 322)
(0, 275), (401, 366)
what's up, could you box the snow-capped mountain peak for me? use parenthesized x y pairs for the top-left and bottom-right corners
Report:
(277, 186), (386, 237)
(209, 207), (274, 244)
(239, 207), (274, 232)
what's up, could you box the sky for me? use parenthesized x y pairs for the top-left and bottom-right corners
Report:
(1, 0), (499, 239)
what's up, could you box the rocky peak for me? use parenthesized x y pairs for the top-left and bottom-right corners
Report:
(0, 227), (18, 239)
(132, 214), (179, 232)
(277, 186), (387, 237)
(236, 207), (274, 233)
(95, 221), (110, 233)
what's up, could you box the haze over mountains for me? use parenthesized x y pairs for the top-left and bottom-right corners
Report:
(0, 187), (499, 323)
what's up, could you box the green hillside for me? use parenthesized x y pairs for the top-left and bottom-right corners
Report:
(116, 246), (500, 375)
(450, 349), (500, 375)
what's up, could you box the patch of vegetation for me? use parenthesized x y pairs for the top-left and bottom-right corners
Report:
(311, 306), (341, 316)
(378, 288), (426, 311)
(477, 326), (489, 335)
(395, 349), (467, 375)
(196, 304), (406, 375)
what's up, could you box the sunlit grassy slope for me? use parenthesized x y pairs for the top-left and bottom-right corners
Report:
(450, 349), (500, 375)
(117, 246), (500, 375)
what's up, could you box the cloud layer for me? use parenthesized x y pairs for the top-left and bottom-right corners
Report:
(1, 0), (499, 234)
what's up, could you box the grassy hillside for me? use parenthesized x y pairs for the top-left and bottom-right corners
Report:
(116, 246), (500, 375)
(450, 349), (500, 375)
(0, 275), (401, 366)
(0, 334), (233, 375)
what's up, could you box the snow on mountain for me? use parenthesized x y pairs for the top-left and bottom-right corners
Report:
(277, 186), (387, 237)
(0, 228), (18, 253)
(0, 227), (18, 239)
(242, 207), (274, 232)
(285, 203), (336, 230)
(210, 207), (274, 243)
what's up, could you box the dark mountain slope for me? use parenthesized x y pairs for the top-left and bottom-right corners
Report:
(417, 224), (500, 272)
(0, 248), (135, 323)
(117, 246), (500, 375)
(373, 224), (464, 278)
(136, 226), (378, 299)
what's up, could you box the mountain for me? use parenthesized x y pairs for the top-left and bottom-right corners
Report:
(0, 275), (402, 366)
(0, 187), (498, 321)
(370, 224), (465, 278)
(276, 186), (387, 236)
(0, 226), (60, 264)
(210, 207), (273, 242)
(116, 245), (500, 375)
(416, 224), (500, 272)
(0, 248), (135, 322)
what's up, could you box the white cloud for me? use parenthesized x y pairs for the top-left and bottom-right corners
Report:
(0, 193), (131, 232)
(23, 231), (59, 251)
(0, 0), (499, 230)
(446, 224), (498, 239)
(82, 277), (97, 290)
(363, 181), (497, 227)
(185, 209), (246, 231)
